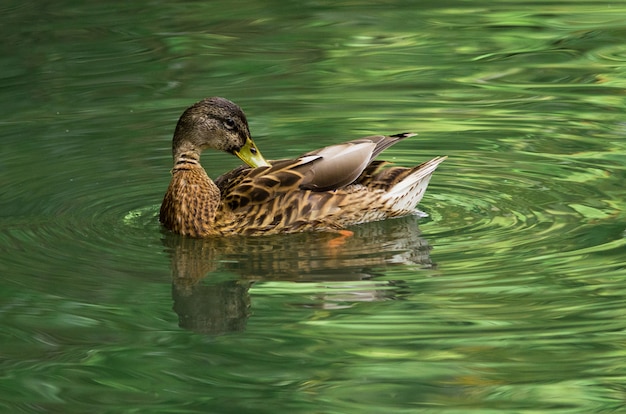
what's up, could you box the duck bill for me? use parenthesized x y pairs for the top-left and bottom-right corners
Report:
(234, 137), (270, 168)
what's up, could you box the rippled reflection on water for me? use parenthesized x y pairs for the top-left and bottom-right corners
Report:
(165, 216), (433, 334)
(1, 0), (626, 412)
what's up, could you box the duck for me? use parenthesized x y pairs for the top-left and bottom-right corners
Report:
(160, 97), (446, 237)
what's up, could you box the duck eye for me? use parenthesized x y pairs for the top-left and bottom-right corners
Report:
(224, 118), (236, 130)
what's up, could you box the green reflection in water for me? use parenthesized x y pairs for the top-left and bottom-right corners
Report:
(1, 0), (626, 412)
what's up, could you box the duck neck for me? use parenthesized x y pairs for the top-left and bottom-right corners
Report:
(172, 146), (202, 171)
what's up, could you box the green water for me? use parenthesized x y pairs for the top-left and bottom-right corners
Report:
(2, 0), (626, 412)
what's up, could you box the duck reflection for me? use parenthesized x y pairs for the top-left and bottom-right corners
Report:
(163, 216), (435, 334)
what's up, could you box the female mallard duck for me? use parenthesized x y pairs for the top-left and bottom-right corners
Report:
(160, 97), (446, 237)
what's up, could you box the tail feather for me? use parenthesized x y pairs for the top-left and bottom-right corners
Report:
(383, 156), (447, 213)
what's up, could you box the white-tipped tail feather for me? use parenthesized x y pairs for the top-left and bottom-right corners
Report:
(383, 156), (447, 214)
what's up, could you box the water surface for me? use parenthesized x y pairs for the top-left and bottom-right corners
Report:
(1, 0), (626, 413)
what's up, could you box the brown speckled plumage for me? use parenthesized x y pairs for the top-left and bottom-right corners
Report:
(160, 97), (446, 237)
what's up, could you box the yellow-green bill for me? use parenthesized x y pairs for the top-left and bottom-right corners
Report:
(235, 137), (270, 167)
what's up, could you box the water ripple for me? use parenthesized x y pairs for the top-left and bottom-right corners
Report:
(423, 146), (625, 279)
(0, 162), (165, 292)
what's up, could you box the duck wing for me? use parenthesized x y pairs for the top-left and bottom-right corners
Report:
(298, 132), (415, 191)
(215, 133), (415, 209)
